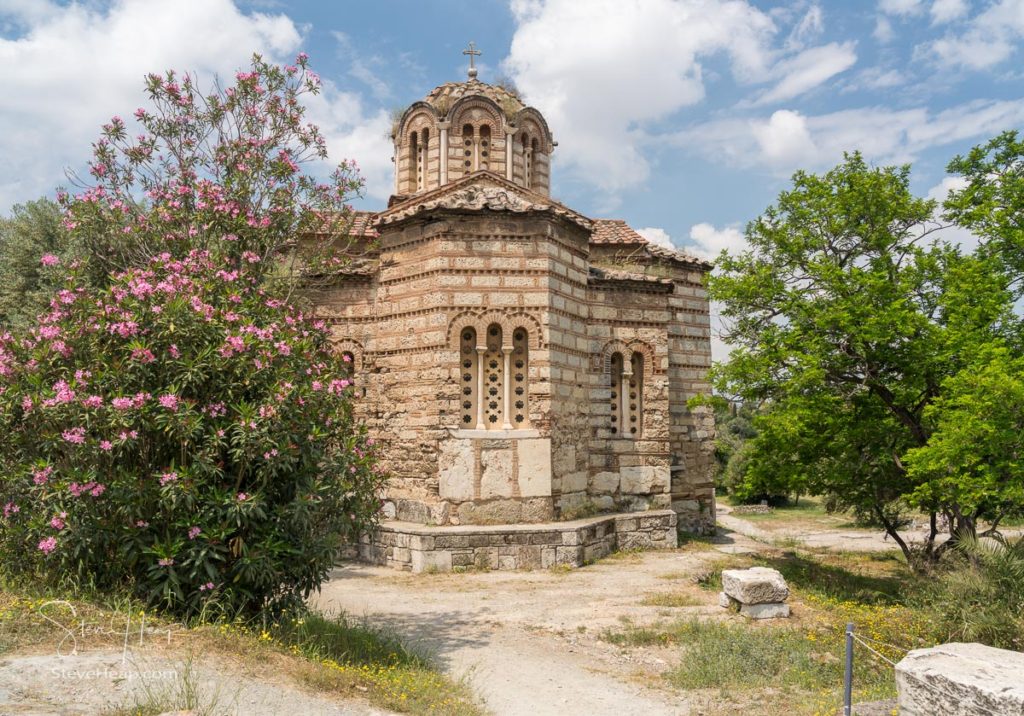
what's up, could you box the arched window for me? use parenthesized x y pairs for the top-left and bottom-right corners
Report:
(458, 323), (531, 431)
(417, 128), (429, 191)
(483, 324), (504, 428)
(479, 125), (491, 171)
(609, 352), (624, 436)
(511, 328), (529, 427)
(462, 123), (474, 173)
(521, 133), (532, 188)
(408, 131), (419, 191)
(629, 352), (644, 437)
(459, 328), (478, 427)
(529, 138), (539, 190)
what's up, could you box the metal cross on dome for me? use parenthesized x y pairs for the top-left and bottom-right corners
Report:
(463, 41), (481, 80)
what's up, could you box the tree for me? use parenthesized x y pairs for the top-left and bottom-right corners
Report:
(944, 130), (1024, 290)
(0, 251), (384, 618)
(0, 199), (69, 330)
(708, 152), (1012, 563)
(58, 53), (364, 290)
(0, 54), (384, 617)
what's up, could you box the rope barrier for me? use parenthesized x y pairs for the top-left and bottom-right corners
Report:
(848, 630), (1002, 716)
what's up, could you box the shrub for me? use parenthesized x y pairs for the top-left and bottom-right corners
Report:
(923, 536), (1024, 650)
(0, 250), (385, 618)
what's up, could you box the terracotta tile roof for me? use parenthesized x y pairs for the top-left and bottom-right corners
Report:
(590, 219), (648, 245)
(347, 211), (379, 238)
(645, 243), (712, 268)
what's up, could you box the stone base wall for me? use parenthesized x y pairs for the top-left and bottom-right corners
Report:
(355, 509), (677, 572)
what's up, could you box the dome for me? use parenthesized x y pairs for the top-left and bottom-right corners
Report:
(390, 72), (554, 199)
(423, 80), (525, 122)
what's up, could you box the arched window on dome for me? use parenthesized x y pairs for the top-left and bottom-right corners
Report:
(479, 125), (491, 171)
(408, 131), (419, 192)
(462, 123), (474, 173)
(521, 133), (532, 189)
(417, 128), (429, 191)
(529, 138), (540, 191)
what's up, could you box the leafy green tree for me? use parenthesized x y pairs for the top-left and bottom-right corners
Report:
(0, 199), (69, 329)
(944, 130), (1024, 288)
(709, 152), (1012, 563)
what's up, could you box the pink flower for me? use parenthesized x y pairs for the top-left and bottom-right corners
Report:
(158, 394), (179, 410)
(37, 536), (57, 554)
(158, 557), (174, 567)
(82, 395), (104, 409)
(159, 471), (178, 486)
(199, 581), (215, 592)
(40, 254), (60, 267)
(236, 492), (248, 501)
(62, 427), (86, 444)
(111, 397), (134, 410)
(241, 251), (260, 263)
(130, 347), (155, 363)
(168, 344), (180, 358)
(99, 440), (113, 451)
(21, 395), (33, 412)
(188, 526), (201, 540)
(3, 502), (19, 518)
(135, 520), (149, 528)
(50, 514), (66, 530)
(33, 466), (53, 485)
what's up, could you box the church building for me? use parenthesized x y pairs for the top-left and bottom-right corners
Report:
(312, 51), (716, 570)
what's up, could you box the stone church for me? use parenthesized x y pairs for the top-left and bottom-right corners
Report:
(312, 57), (716, 570)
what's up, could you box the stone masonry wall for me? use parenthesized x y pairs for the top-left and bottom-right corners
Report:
(358, 509), (678, 572)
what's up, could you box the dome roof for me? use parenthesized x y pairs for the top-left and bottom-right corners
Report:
(423, 80), (525, 119)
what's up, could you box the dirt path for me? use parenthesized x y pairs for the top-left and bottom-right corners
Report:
(0, 648), (393, 715)
(314, 540), (759, 716)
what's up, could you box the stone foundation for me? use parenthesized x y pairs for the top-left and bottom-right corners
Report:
(355, 509), (678, 572)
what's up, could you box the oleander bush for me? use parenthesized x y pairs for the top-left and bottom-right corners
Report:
(0, 250), (384, 618)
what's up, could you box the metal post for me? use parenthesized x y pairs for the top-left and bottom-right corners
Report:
(844, 622), (854, 716)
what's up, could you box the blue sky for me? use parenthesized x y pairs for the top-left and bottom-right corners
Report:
(1, 0), (1023, 263)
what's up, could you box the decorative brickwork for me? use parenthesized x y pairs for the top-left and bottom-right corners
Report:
(311, 76), (716, 541)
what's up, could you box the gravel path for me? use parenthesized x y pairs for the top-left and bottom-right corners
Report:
(0, 648), (393, 715)
(313, 546), (745, 716)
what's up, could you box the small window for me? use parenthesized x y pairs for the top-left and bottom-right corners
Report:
(512, 328), (529, 426)
(629, 352), (644, 437)
(609, 352), (623, 435)
(460, 328), (478, 427)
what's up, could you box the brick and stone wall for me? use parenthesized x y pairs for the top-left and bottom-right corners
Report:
(357, 509), (678, 572)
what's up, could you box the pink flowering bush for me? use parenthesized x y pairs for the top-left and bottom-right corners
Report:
(0, 251), (384, 617)
(58, 52), (365, 289)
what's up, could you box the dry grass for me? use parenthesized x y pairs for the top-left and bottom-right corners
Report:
(640, 591), (702, 608)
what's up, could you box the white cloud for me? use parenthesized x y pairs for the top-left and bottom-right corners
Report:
(674, 98), (1024, 174)
(786, 4), (824, 50)
(688, 222), (747, 261)
(843, 66), (908, 92)
(0, 0), (393, 210)
(918, 0), (1024, 70)
(503, 0), (819, 195)
(635, 226), (675, 249)
(879, 0), (925, 16)
(502, 0), (862, 196)
(930, 0), (968, 24)
(752, 41), (857, 105)
(873, 16), (896, 43)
